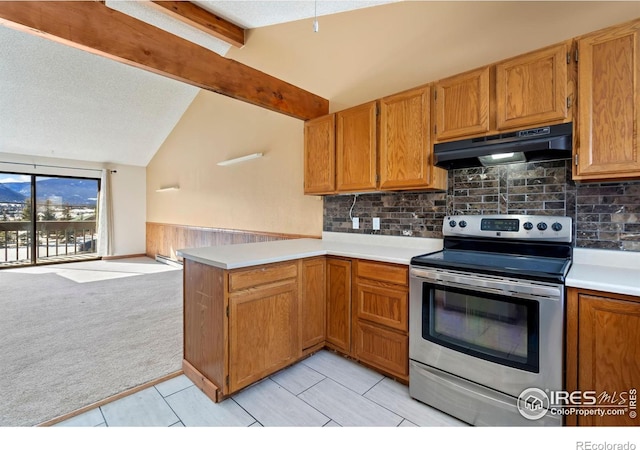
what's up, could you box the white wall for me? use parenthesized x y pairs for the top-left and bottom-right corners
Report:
(0, 152), (146, 256)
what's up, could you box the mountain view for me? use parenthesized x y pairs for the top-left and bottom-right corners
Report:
(0, 183), (27, 203)
(0, 178), (98, 206)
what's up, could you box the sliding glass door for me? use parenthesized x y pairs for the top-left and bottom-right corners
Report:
(0, 172), (99, 267)
(0, 173), (33, 266)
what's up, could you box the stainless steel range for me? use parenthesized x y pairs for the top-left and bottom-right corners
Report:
(409, 214), (572, 426)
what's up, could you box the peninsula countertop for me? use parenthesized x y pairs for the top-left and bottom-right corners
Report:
(176, 231), (444, 269)
(177, 232), (640, 298)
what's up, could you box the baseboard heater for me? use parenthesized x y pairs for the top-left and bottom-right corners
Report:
(155, 254), (183, 268)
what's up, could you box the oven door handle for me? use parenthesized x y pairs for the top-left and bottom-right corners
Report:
(410, 267), (562, 299)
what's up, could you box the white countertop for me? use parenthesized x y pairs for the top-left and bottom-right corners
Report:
(176, 231), (443, 269)
(566, 248), (640, 297)
(177, 232), (640, 297)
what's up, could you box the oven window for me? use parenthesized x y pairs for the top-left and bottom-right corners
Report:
(422, 283), (539, 373)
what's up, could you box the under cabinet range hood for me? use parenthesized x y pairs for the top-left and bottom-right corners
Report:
(434, 122), (573, 170)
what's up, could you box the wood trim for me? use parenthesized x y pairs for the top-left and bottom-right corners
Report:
(101, 253), (147, 260)
(149, 1), (245, 48)
(37, 370), (183, 426)
(146, 222), (321, 261)
(0, 1), (328, 120)
(182, 358), (222, 403)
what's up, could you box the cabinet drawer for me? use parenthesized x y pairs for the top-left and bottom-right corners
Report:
(355, 282), (408, 331)
(228, 262), (298, 292)
(354, 321), (408, 379)
(356, 260), (408, 286)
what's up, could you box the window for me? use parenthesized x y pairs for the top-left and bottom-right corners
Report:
(0, 172), (100, 267)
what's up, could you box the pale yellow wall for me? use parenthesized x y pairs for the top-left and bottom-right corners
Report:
(146, 90), (323, 236)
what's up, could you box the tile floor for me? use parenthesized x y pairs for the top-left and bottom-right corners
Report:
(53, 350), (467, 427)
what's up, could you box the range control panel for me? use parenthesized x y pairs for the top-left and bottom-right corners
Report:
(443, 215), (572, 242)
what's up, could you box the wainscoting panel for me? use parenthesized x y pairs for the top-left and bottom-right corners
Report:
(146, 222), (319, 261)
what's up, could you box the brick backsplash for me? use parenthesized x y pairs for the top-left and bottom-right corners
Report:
(323, 160), (640, 251)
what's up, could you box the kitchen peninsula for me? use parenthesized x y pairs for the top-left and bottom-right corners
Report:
(176, 232), (442, 403)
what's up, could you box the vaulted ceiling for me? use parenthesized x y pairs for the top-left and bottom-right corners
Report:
(0, 1), (638, 167)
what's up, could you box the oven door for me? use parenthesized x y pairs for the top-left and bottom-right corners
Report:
(409, 267), (565, 398)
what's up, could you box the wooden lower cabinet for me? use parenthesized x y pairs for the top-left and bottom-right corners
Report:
(183, 259), (300, 401)
(353, 321), (408, 379)
(182, 259), (227, 401)
(228, 280), (298, 392)
(300, 257), (326, 354)
(325, 257), (352, 353)
(352, 260), (409, 381)
(183, 255), (412, 403)
(566, 287), (640, 426)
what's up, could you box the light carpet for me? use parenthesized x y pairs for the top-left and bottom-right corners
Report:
(0, 257), (183, 426)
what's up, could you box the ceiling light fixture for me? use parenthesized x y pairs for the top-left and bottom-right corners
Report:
(313, 0), (319, 32)
(155, 185), (180, 192)
(217, 152), (264, 166)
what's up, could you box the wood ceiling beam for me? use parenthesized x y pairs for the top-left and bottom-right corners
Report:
(148, 1), (245, 48)
(0, 1), (328, 120)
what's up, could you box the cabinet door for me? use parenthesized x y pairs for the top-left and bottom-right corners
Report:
(574, 19), (640, 180)
(353, 321), (408, 379)
(380, 86), (437, 190)
(354, 282), (408, 332)
(301, 257), (326, 353)
(304, 114), (335, 194)
(575, 293), (640, 426)
(434, 66), (491, 141)
(336, 101), (378, 192)
(228, 281), (298, 393)
(326, 257), (352, 353)
(496, 42), (570, 130)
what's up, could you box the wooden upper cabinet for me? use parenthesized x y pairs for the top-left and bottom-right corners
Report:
(336, 101), (378, 192)
(379, 85), (447, 191)
(574, 18), (640, 181)
(304, 114), (335, 194)
(496, 42), (571, 130)
(434, 66), (491, 142)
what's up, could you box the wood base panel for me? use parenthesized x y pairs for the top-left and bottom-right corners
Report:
(301, 341), (325, 358)
(182, 359), (222, 403)
(37, 370), (183, 426)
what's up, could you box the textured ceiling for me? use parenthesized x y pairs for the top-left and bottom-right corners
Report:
(0, 25), (198, 167)
(195, 1), (397, 29)
(0, 1), (394, 167)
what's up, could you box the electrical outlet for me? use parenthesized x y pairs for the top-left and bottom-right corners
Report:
(352, 217), (359, 229)
(372, 217), (380, 230)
